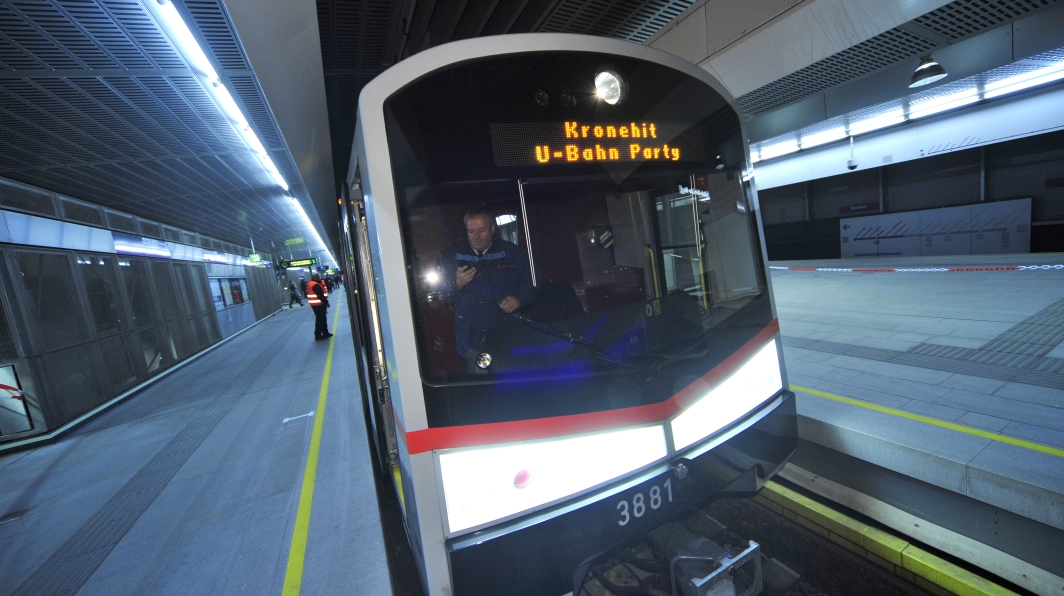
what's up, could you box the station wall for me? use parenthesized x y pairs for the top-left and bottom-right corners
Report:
(758, 128), (1064, 260)
(0, 176), (286, 446)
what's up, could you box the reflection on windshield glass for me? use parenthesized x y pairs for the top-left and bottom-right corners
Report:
(407, 171), (764, 383)
(383, 50), (774, 425)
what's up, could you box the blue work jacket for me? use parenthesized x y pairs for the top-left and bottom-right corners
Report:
(437, 238), (536, 356)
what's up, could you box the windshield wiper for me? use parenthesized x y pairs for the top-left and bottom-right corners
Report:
(511, 315), (660, 375)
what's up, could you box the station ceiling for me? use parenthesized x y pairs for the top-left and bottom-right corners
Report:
(0, 0), (1061, 256)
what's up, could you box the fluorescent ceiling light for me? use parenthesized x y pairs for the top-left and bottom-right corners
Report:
(984, 62), (1064, 99)
(142, 0), (288, 191)
(750, 152), (762, 164)
(758, 140), (799, 161)
(670, 339), (783, 451)
(909, 89), (979, 119)
(801, 127), (847, 149)
(289, 197), (336, 265)
(438, 424), (667, 534)
(848, 108), (905, 136)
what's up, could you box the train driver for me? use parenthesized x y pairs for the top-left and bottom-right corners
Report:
(437, 207), (535, 371)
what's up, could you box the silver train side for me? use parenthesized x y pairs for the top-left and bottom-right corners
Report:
(336, 34), (797, 596)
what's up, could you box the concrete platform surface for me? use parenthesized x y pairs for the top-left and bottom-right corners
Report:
(771, 254), (1064, 533)
(0, 298), (390, 596)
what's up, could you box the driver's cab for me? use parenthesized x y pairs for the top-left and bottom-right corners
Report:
(404, 171), (762, 383)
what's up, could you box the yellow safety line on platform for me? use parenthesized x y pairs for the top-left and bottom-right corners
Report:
(282, 306), (343, 596)
(757, 481), (1019, 596)
(792, 384), (1064, 459)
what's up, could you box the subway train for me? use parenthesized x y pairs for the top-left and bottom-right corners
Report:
(336, 33), (797, 596)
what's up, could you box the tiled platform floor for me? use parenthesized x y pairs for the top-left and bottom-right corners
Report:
(771, 254), (1064, 536)
(0, 298), (391, 596)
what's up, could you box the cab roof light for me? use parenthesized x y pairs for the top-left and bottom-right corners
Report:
(143, 0), (289, 191)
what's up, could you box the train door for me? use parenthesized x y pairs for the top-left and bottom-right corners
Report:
(346, 169), (402, 494)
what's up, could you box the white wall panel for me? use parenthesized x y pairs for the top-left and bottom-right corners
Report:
(756, 84), (1064, 190)
(876, 211), (922, 257)
(839, 198), (1031, 257)
(970, 199), (1031, 254)
(648, 0), (954, 98)
(920, 205), (972, 256)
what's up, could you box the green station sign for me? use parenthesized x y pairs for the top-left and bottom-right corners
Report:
(287, 258), (317, 267)
(248, 253), (261, 263)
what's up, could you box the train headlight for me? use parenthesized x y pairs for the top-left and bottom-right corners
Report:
(438, 425), (667, 534)
(670, 339), (783, 451)
(594, 70), (626, 105)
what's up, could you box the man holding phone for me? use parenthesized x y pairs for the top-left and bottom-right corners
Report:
(437, 207), (535, 369)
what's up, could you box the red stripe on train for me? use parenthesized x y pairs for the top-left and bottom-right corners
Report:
(397, 319), (781, 454)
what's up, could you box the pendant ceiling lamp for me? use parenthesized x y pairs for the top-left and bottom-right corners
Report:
(910, 56), (948, 88)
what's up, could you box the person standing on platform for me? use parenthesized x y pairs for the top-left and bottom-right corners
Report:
(288, 282), (303, 308)
(307, 272), (332, 340)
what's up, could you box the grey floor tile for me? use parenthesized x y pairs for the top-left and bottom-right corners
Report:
(966, 442), (1064, 530)
(785, 360), (838, 378)
(938, 374), (1007, 394)
(795, 392), (986, 494)
(993, 382), (1064, 408)
(945, 322), (1016, 340)
(957, 412), (1009, 432)
(844, 372), (951, 402)
(0, 304), (387, 596)
(936, 389), (1064, 432)
(923, 335), (987, 349)
(785, 372), (824, 389)
(888, 332), (935, 343)
(901, 400), (966, 421)
(1000, 421), (1064, 449)
(818, 368), (863, 383)
(853, 337), (923, 351)
(820, 354), (954, 384)
(797, 377), (912, 409)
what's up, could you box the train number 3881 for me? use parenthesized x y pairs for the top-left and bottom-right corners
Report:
(616, 478), (673, 526)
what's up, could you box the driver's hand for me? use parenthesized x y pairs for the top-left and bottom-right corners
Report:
(456, 265), (476, 290)
(498, 296), (521, 313)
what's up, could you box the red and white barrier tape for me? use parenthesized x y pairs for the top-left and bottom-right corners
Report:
(769, 265), (1064, 273)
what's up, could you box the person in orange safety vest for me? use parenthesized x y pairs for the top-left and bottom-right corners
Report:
(307, 272), (332, 340)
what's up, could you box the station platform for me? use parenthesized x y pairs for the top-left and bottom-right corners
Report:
(0, 297), (392, 596)
(770, 254), (1064, 592)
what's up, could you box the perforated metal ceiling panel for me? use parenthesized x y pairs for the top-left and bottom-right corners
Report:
(913, 0), (1054, 40)
(539, 0), (696, 43)
(317, 0), (700, 194)
(737, 0), (1061, 116)
(0, 0), (314, 256)
(318, 0), (392, 197)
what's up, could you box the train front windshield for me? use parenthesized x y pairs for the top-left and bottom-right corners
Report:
(385, 52), (774, 428)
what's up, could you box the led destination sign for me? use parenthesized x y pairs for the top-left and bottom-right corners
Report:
(491, 121), (697, 167)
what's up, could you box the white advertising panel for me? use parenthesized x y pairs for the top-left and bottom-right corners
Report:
(840, 214), (878, 258)
(876, 212), (922, 257)
(970, 198), (1031, 254)
(920, 205), (971, 256)
(840, 198), (1031, 258)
